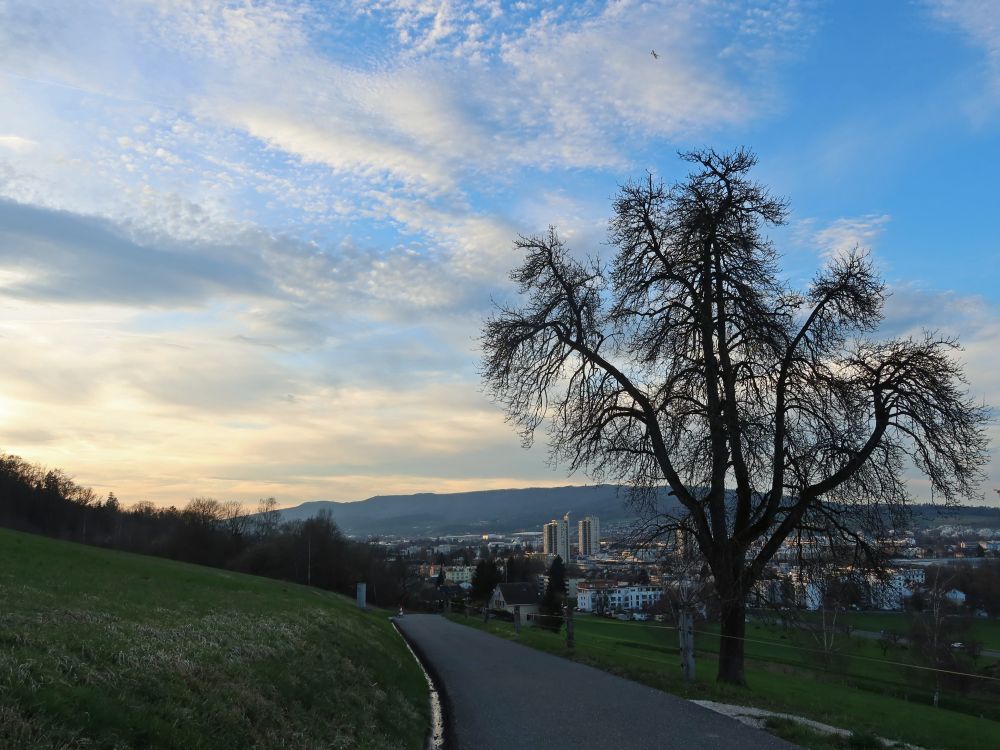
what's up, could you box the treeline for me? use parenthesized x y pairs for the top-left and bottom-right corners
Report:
(0, 453), (409, 607)
(917, 563), (1000, 617)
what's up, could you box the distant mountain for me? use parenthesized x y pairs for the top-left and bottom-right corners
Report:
(276, 486), (1000, 538)
(908, 503), (1000, 530)
(277, 485), (682, 537)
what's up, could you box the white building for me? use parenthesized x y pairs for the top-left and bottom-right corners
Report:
(544, 513), (571, 562)
(945, 588), (967, 605)
(428, 565), (476, 584)
(868, 570), (916, 610)
(489, 582), (542, 618)
(576, 582), (663, 613)
(578, 516), (600, 557)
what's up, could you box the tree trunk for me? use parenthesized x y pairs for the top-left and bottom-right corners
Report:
(717, 595), (747, 685)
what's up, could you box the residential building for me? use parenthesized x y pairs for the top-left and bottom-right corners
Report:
(576, 581), (663, 613)
(488, 582), (542, 618)
(578, 516), (600, 557)
(543, 513), (571, 561)
(945, 588), (967, 605)
(426, 565), (476, 584)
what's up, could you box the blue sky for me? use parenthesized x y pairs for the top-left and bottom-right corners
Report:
(0, 0), (996, 507)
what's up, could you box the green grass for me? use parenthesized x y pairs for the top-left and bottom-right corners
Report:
(762, 719), (895, 750)
(763, 718), (845, 750)
(0, 528), (429, 750)
(447, 612), (1000, 750)
(774, 610), (1000, 651)
(695, 620), (999, 718)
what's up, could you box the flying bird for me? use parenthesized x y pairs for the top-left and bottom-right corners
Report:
(651, 49), (659, 59)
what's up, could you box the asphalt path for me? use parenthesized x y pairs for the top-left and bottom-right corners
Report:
(395, 614), (798, 750)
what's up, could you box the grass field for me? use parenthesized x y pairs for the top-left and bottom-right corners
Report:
(773, 609), (1000, 652)
(447, 611), (1000, 750)
(0, 529), (429, 749)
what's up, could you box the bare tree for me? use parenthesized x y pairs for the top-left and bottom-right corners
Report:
(254, 497), (282, 537)
(878, 629), (902, 657)
(481, 148), (989, 684)
(911, 567), (965, 706)
(220, 500), (250, 540)
(183, 497), (224, 525)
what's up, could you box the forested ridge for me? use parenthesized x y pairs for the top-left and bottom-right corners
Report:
(0, 453), (411, 606)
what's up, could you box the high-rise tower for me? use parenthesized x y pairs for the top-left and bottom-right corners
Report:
(578, 516), (600, 557)
(543, 513), (571, 561)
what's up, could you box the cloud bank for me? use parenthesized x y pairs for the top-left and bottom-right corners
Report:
(0, 1), (995, 506)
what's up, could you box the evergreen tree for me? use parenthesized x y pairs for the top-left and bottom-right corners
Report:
(547, 555), (568, 595)
(539, 556), (566, 632)
(471, 558), (500, 602)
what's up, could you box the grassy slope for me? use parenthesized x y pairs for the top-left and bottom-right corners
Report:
(780, 610), (1000, 651)
(447, 613), (1000, 750)
(0, 529), (429, 750)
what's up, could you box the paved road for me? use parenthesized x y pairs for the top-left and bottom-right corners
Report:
(395, 614), (798, 750)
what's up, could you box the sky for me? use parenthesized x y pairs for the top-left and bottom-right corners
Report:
(0, 0), (997, 508)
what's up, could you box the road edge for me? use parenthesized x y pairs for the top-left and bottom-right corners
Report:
(392, 617), (452, 750)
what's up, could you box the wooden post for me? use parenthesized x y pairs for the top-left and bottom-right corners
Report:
(514, 605), (521, 635)
(565, 603), (574, 649)
(679, 609), (695, 682)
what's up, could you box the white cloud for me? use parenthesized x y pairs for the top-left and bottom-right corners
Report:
(928, 0), (1000, 93)
(3, 0), (809, 194)
(882, 284), (1000, 500)
(0, 0), (820, 506)
(804, 213), (892, 261)
(0, 135), (37, 152)
(0, 0), (815, 317)
(0, 300), (559, 504)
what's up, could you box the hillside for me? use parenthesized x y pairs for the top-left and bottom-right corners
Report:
(276, 485), (1000, 537)
(278, 484), (682, 536)
(910, 503), (1000, 529)
(0, 529), (429, 749)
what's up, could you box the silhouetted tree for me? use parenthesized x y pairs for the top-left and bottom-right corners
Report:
(547, 555), (568, 595)
(482, 148), (989, 684)
(253, 497), (281, 538)
(878, 629), (902, 657)
(471, 559), (501, 602)
(538, 556), (567, 633)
